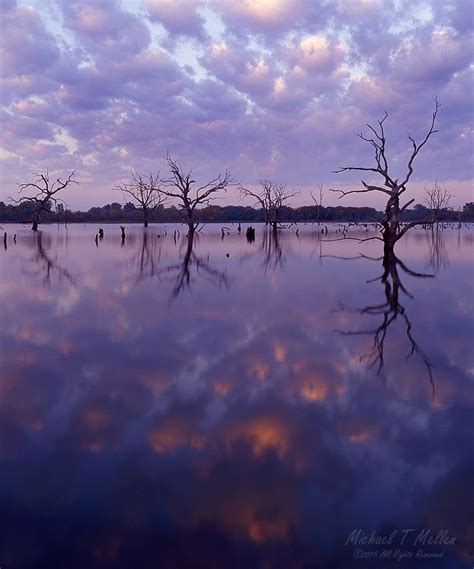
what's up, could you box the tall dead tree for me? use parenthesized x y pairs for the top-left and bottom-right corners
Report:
(424, 180), (452, 224)
(158, 155), (236, 235)
(241, 180), (299, 231)
(12, 170), (78, 230)
(332, 100), (440, 252)
(115, 170), (165, 227)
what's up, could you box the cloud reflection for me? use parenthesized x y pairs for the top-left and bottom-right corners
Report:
(0, 224), (472, 567)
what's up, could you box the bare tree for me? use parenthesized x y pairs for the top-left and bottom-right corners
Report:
(115, 170), (165, 227)
(241, 180), (299, 231)
(332, 100), (440, 252)
(310, 183), (324, 225)
(424, 180), (452, 224)
(158, 155), (236, 235)
(11, 170), (78, 231)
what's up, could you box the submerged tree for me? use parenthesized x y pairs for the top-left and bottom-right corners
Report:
(158, 155), (236, 235)
(12, 170), (78, 231)
(332, 100), (440, 252)
(114, 170), (165, 227)
(241, 180), (298, 231)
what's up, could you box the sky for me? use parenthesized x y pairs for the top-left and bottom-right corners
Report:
(0, 0), (473, 210)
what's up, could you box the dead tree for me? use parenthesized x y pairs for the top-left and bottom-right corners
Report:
(158, 155), (236, 235)
(424, 181), (452, 224)
(241, 180), (299, 231)
(12, 170), (78, 231)
(332, 100), (440, 252)
(310, 183), (324, 225)
(114, 170), (165, 227)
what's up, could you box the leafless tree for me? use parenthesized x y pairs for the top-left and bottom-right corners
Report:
(310, 183), (324, 225)
(424, 181), (452, 224)
(158, 155), (237, 235)
(11, 170), (78, 231)
(241, 180), (299, 231)
(332, 99), (440, 252)
(115, 170), (165, 227)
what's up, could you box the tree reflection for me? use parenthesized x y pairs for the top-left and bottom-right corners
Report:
(337, 248), (435, 395)
(127, 230), (163, 284)
(262, 228), (284, 272)
(426, 227), (449, 273)
(159, 232), (229, 299)
(238, 226), (290, 274)
(25, 231), (75, 287)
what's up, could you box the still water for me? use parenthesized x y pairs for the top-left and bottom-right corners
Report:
(0, 223), (473, 569)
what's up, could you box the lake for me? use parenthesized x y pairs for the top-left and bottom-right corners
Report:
(0, 222), (473, 568)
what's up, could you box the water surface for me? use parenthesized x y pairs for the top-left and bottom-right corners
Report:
(1, 223), (473, 568)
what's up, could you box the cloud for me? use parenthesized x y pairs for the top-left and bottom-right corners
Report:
(209, 0), (333, 38)
(145, 0), (207, 39)
(391, 27), (473, 85)
(0, 0), (472, 207)
(0, 4), (59, 76)
(61, 0), (150, 57)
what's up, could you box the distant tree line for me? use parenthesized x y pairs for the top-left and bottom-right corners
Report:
(1, 199), (473, 225)
(4, 105), (474, 238)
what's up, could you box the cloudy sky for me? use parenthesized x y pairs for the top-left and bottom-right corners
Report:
(1, 0), (473, 209)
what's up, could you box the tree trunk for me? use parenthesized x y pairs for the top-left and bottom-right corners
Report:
(185, 209), (195, 236)
(382, 190), (403, 252)
(143, 206), (149, 228)
(270, 208), (278, 232)
(32, 217), (39, 231)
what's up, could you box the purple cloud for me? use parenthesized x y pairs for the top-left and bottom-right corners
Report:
(0, 0), (472, 210)
(61, 0), (150, 57)
(0, 3), (59, 76)
(145, 0), (207, 40)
